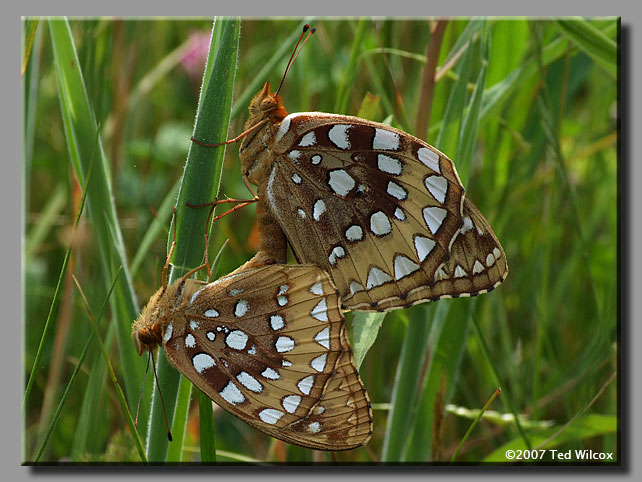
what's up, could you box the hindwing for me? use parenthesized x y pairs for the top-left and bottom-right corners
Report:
(162, 264), (373, 450)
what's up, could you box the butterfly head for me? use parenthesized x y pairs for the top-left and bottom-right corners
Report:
(131, 286), (171, 356)
(241, 82), (290, 183)
(247, 82), (289, 122)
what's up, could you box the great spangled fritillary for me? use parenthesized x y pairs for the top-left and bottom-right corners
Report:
(132, 263), (372, 450)
(233, 82), (508, 311)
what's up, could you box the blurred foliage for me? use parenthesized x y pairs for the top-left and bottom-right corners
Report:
(23, 17), (618, 464)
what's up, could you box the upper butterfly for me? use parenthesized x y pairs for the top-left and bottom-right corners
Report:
(236, 82), (508, 311)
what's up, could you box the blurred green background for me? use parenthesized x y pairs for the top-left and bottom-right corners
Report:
(22, 17), (618, 463)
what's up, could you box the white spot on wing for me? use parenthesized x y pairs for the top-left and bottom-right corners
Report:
(425, 175), (448, 203)
(417, 147), (441, 173)
(282, 359), (292, 367)
(234, 299), (249, 317)
(313, 199), (326, 221)
(262, 367), (280, 380)
(473, 260), (485, 274)
(486, 252), (496, 267)
(299, 131), (316, 147)
(226, 330), (248, 350)
(275, 336), (295, 353)
(163, 323), (173, 343)
(185, 334), (196, 348)
(366, 266), (392, 289)
(328, 169), (355, 196)
(192, 353), (216, 374)
(349, 281), (365, 295)
(370, 211), (392, 236)
(270, 315), (285, 330)
(387, 181), (407, 200)
(236, 371), (263, 393)
(275, 115), (292, 143)
(258, 408), (284, 425)
(454, 265), (467, 278)
(377, 154), (402, 175)
(308, 422), (321, 433)
(461, 216), (474, 234)
(394, 255), (420, 280)
(190, 321), (200, 330)
(328, 124), (351, 149)
(315, 327), (330, 349)
(493, 247), (501, 259)
(373, 128), (400, 151)
(282, 394), (301, 414)
(394, 207), (406, 221)
(310, 281), (324, 295)
(311, 353), (327, 372)
(206, 331), (215, 341)
(288, 150), (301, 161)
(423, 206), (447, 234)
(291, 173), (302, 184)
(277, 295), (288, 306)
(311, 298), (328, 321)
(204, 309), (219, 318)
(328, 245), (345, 265)
(345, 225), (363, 242)
(297, 208), (306, 219)
(297, 375), (315, 395)
(311, 154), (322, 165)
(220, 381), (244, 405)
(414, 236), (436, 262)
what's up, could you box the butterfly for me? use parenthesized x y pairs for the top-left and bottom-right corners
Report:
(132, 263), (372, 451)
(231, 81), (508, 311)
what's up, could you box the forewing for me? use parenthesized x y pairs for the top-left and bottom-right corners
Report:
(163, 264), (372, 450)
(266, 113), (468, 311)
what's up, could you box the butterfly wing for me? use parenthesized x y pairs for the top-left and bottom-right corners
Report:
(373, 197), (508, 310)
(162, 264), (372, 450)
(265, 112), (504, 311)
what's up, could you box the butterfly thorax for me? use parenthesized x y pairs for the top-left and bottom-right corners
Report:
(131, 279), (204, 355)
(240, 82), (288, 185)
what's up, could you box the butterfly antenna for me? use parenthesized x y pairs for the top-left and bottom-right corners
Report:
(134, 351), (152, 430)
(275, 24), (316, 96)
(150, 349), (173, 442)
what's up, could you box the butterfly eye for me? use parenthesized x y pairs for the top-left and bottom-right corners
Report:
(260, 97), (277, 112)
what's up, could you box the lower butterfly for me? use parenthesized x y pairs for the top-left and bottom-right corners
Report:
(132, 263), (372, 451)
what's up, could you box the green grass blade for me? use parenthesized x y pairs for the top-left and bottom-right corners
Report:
(456, 21), (489, 183)
(23, 147), (92, 411)
(555, 18), (617, 78)
(400, 301), (453, 461)
(334, 18), (368, 115)
(165, 377), (193, 462)
(130, 181), (179, 277)
(450, 387), (501, 461)
(381, 309), (431, 462)
(70, 271), (147, 463)
(198, 390), (217, 462)
(47, 18), (145, 427)
(145, 17), (239, 462)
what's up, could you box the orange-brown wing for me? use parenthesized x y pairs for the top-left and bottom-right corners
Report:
(265, 112), (482, 311)
(163, 264), (372, 450)
(373, 197), (508, 310)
